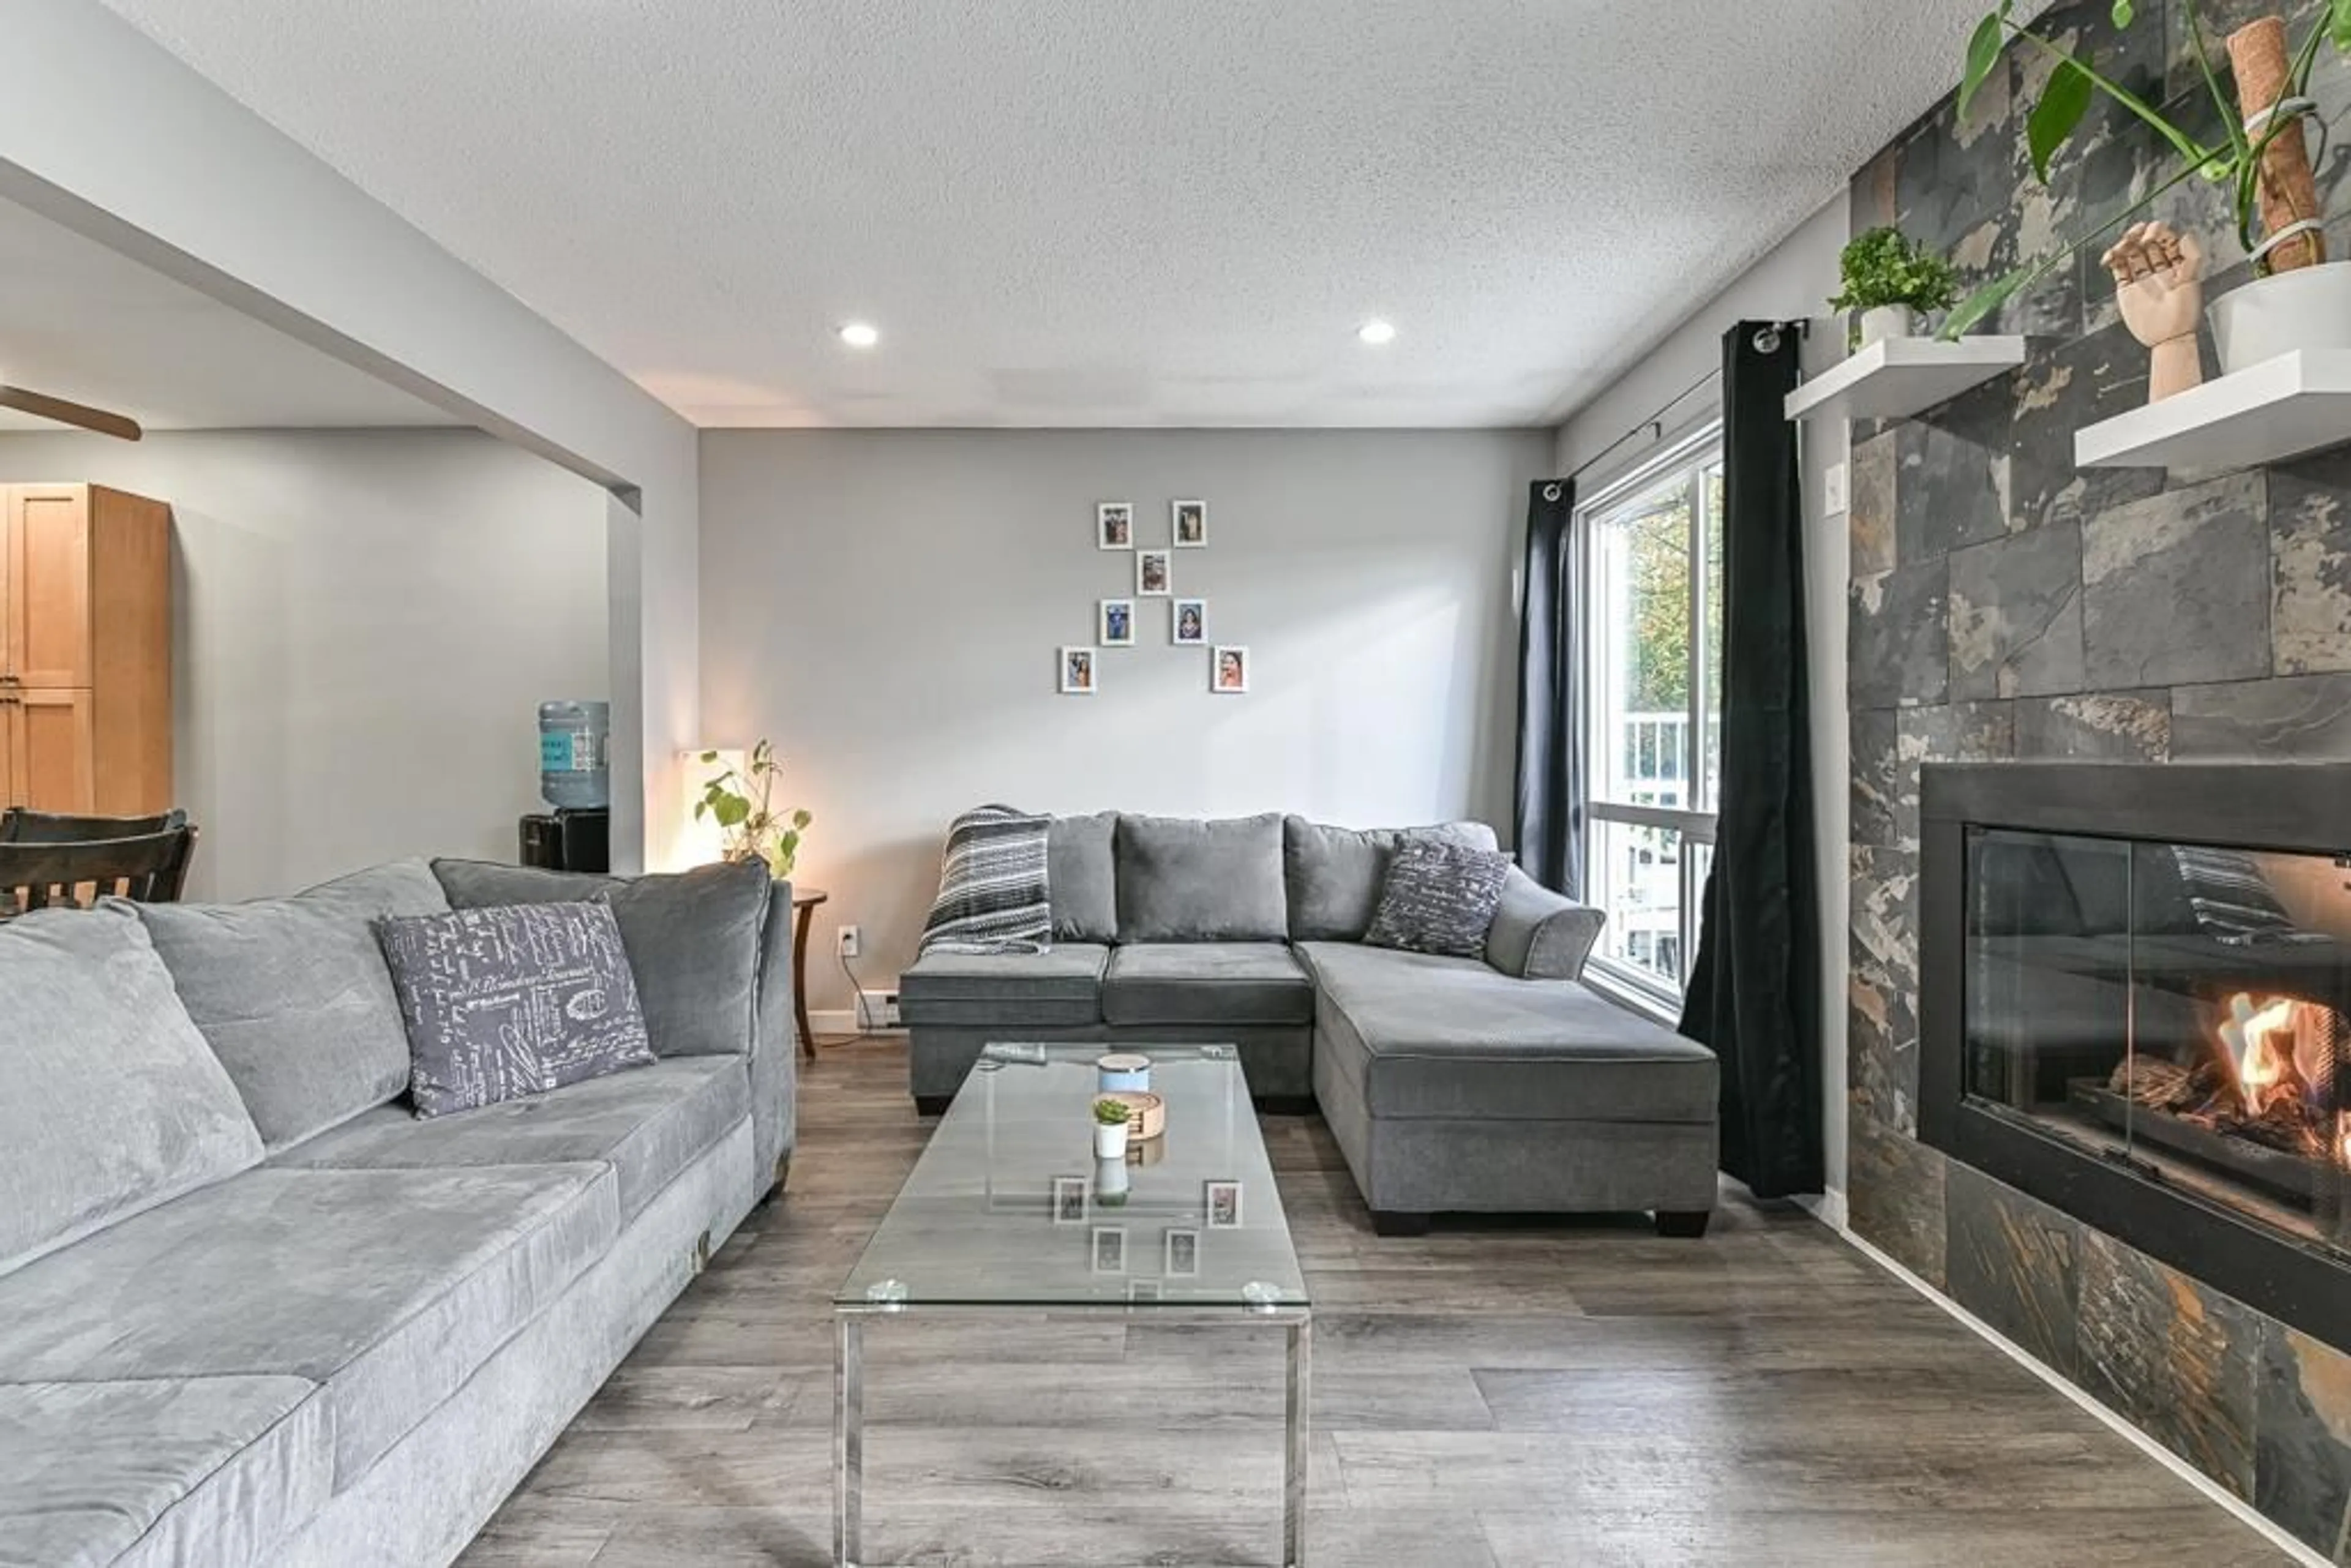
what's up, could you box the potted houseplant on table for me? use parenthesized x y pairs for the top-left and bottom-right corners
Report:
(1830, 226), (1962, 348)
(1093, 1098), (1134, 1160)
(1946, 0), (2351, 375)
(692, 740), (811, 879)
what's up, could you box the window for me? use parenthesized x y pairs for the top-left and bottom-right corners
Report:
(1578, 428), (1723, 1012)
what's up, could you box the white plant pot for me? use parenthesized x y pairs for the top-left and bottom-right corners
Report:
(1094, 1122), (1130, 1160)
(2209, 261), (2351, 375)
(1858, 305), (1916, 349)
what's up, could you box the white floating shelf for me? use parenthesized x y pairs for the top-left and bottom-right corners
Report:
(1782, 335), (2027, 424)
(2075, 350), (2351, 470)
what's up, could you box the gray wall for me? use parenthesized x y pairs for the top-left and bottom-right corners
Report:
(0, 428), (609, 899)
(5, 1), (701, 872)
(699, 427), (1551, 1013)
(1553, 193), (1853, 1215)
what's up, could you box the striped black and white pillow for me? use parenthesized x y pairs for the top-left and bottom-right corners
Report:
(919, 805), (1054, 956)
(1363, 838), (1512, 959)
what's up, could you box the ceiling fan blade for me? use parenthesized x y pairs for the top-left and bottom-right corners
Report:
(0, 386), (142, 442)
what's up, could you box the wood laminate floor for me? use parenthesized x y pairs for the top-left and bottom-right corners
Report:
(460, 1038), (2287, 1567)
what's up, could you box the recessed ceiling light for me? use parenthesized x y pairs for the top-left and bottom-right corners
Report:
(839, 321), (880, 348)
(1357, 319), (1398, 346)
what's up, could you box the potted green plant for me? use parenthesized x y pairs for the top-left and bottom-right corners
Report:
(691, 740), (811, 880)
(1093, 1097), (1134, 1160)
(1946, 1), (2351, 370)
(1829, 226), (1962, 348)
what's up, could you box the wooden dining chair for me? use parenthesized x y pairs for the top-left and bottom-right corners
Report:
(0, 825), (200, 916)
(0, 807), (188, 843)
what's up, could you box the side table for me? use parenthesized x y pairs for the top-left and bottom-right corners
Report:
(792, 886), (828, 1059)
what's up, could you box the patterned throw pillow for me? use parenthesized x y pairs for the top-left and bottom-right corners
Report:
(376, 901), (656, 1118)
(1362, 838), (1513, 959)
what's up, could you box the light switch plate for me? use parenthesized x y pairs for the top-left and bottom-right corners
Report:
(1823, 460), (1850, 517)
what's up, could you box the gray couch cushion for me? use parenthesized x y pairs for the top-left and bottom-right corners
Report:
(1116, 813), (1287, 942)
(1485, 866), (1606, 981)
(430, 858), (772, 1059)
(899, 944), (1109, 1027)
(275, 1056), (748, 1221)
(136, 860), (452, 1150)
(1283, 818), (1500, 942)
(1103, 942), (1315, 1027)
(0, 1376), (331, 1568)
(1048, 812), (1119, 943)
(378, 901), (657, 1117)
(0, 906), (264, 1281)
(1300, 942), (1717, 1123)
(0, 1163), (617, 1489)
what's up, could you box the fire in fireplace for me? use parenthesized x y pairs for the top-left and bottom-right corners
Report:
(1920, 763), (2351, 1358)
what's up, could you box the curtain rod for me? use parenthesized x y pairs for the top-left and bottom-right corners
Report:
(1561, 318), (1809, 486)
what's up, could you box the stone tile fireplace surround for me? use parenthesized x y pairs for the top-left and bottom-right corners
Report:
(1844, 1), (2351, 1555)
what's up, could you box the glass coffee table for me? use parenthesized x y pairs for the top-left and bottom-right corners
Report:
(834, 1043), (1311, 1567)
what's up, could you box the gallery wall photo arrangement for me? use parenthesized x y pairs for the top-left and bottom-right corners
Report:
(1060, 495), (1248, 694)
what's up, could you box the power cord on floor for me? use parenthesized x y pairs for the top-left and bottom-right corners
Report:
(808, 946), (890, 1049)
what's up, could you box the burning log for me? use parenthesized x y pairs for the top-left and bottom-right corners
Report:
(2228, 17), (2327, 272)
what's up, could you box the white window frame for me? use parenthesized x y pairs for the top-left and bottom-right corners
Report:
(1575, 424), (1723, 1019)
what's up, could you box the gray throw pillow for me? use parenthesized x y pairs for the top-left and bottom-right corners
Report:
(377, 901), (656, 1117)
(1363, 839), (1513, 959)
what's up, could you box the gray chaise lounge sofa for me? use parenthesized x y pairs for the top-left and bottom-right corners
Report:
(901, 812), (1720, 1236)
(0, 857), (794, 1567)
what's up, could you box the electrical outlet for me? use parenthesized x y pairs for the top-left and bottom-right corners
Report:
(1823, 460), (1850, 517)
(837, 925), (861, 959)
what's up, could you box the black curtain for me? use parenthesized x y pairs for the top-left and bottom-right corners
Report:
(1677, 321), (1823, 1199)
(1513, 478), (1581, 896)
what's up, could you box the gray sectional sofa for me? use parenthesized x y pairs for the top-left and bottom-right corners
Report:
(0, 857), (794, 1568)
(901, 813), (1720, 1235)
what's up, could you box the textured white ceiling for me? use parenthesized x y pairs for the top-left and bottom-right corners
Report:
(0, 195), (449, 432)
(98, 1), (1989, 430)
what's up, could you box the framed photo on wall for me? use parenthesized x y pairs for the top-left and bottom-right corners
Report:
(1172, 598), (1206, 645)
(1203, 1179), (1243, 1228)
(1099, 599), (1135, 647)
(1172, 499), (1207, 547)
(1060, 647), (1098, 694)
(1136, 549), (1172, 597)
(1097, 502), (1134, 550)
(1051, 1176), (1089, 1225)
(1210, 646), (1250, 694)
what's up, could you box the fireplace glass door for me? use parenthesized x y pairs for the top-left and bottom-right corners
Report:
(1965, 827), (2351, 1254)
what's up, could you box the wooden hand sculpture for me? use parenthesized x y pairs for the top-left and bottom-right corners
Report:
(2102, 222), (2205, 403)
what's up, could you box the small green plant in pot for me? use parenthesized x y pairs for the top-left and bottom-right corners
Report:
(1093, 1097), (1134, 1160)
(692, 740), (811, 880)
(1830, 227), (1961, 349)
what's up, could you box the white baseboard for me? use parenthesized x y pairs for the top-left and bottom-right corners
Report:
(808, 1008), (905, 1037)
(1794, 1186), (1847, 1231)
(1815, 1212), (2327, 1567)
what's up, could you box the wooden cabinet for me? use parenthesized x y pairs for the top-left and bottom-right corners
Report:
(0, 486), (170, 815)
